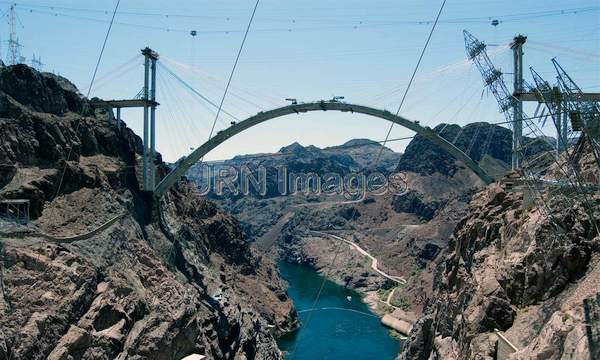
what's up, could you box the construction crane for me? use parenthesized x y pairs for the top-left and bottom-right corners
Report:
(464, 30), (526, 170)
(464, 31), (513, 122)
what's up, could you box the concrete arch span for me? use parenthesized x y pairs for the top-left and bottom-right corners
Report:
(154, 101), (493, 197)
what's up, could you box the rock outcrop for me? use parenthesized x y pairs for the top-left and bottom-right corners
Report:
(399, 174), (600, 359)
(391, 190), (445, 221)
(396, 123), (552, 177)
(0, 64), (87, 116)
(0, 64), (298, 359)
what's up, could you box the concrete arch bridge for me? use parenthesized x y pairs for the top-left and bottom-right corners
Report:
(153, 100), (494, 198)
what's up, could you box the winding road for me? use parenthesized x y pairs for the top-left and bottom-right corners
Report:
(0, 213), (126, 244)
(311, 231), (406, 284)
(386, 287), (399, 307)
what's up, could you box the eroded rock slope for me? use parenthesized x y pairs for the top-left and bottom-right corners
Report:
(0, 64), (297, 359)
(400, 163), (600, 359)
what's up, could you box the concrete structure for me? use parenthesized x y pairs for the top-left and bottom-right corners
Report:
(381, 314), (412, 336)
(510, 35), (527, 170)
(89, 47), (159, 192)
(584, 293), (600, 359)
(181, 355), (206, 360)
(154, 101), (494, 198)
(0, 199), (30, 224)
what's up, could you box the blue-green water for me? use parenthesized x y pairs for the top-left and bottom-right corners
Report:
(277, 262), (401, 359)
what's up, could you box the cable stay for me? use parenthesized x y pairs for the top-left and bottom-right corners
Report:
(159, 68), (219, 123)
(161, 57), (273, 113)
(480, 125), (496, 158)
(158, 62), (240, 122)
(161, 56), (280, 110)
(466, 125), (481, 157)
(82, 54), (142, 93)
(368, 45), (509, 104)
(158, 66), (225, 137)
(528, 40), (600, 60)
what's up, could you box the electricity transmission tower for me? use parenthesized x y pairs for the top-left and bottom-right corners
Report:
(30, 54), (43, 70)
(529, 68), (566, 153)
(552, 59), (600, 169)
(7, 4), (23, 65)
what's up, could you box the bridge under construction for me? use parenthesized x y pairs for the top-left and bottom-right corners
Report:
(88, 32), (599, 203)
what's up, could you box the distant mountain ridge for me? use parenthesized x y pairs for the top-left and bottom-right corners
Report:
(186, 138), (403, 199)
(223, 138), (401, 172)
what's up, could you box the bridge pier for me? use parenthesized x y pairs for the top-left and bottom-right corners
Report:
(116, 107), (121, 130)
(142, 47), (159, 192)
(89, 47), (160, 193)
(511, 35), (526, 170)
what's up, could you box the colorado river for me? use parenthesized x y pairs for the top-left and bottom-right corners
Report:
(277, 262), (401, 359)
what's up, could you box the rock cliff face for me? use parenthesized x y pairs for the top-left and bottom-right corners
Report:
(0, 64), (297, 359)
(0, 64), (87, 116)
(396, 123), (553, 178)
(400, 171), (600, 359)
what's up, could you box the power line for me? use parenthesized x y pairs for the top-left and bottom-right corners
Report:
(375, 0), (448, 165)
(158, 62), (241, 122)
(52, 0), (121, 200)
(85, 2), (121, 98)
(296, 307), (379, 318)
(11, 1), (598, 23)
(289, 0), (447, 357)
(206, 0), (260, 142)
(10, 3), (600, 35)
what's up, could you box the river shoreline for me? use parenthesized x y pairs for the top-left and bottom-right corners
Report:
(276, 261), (401, 359)
(280, 251), (415, 339)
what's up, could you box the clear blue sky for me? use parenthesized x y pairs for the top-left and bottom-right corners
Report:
(2, 0), (599, 161)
